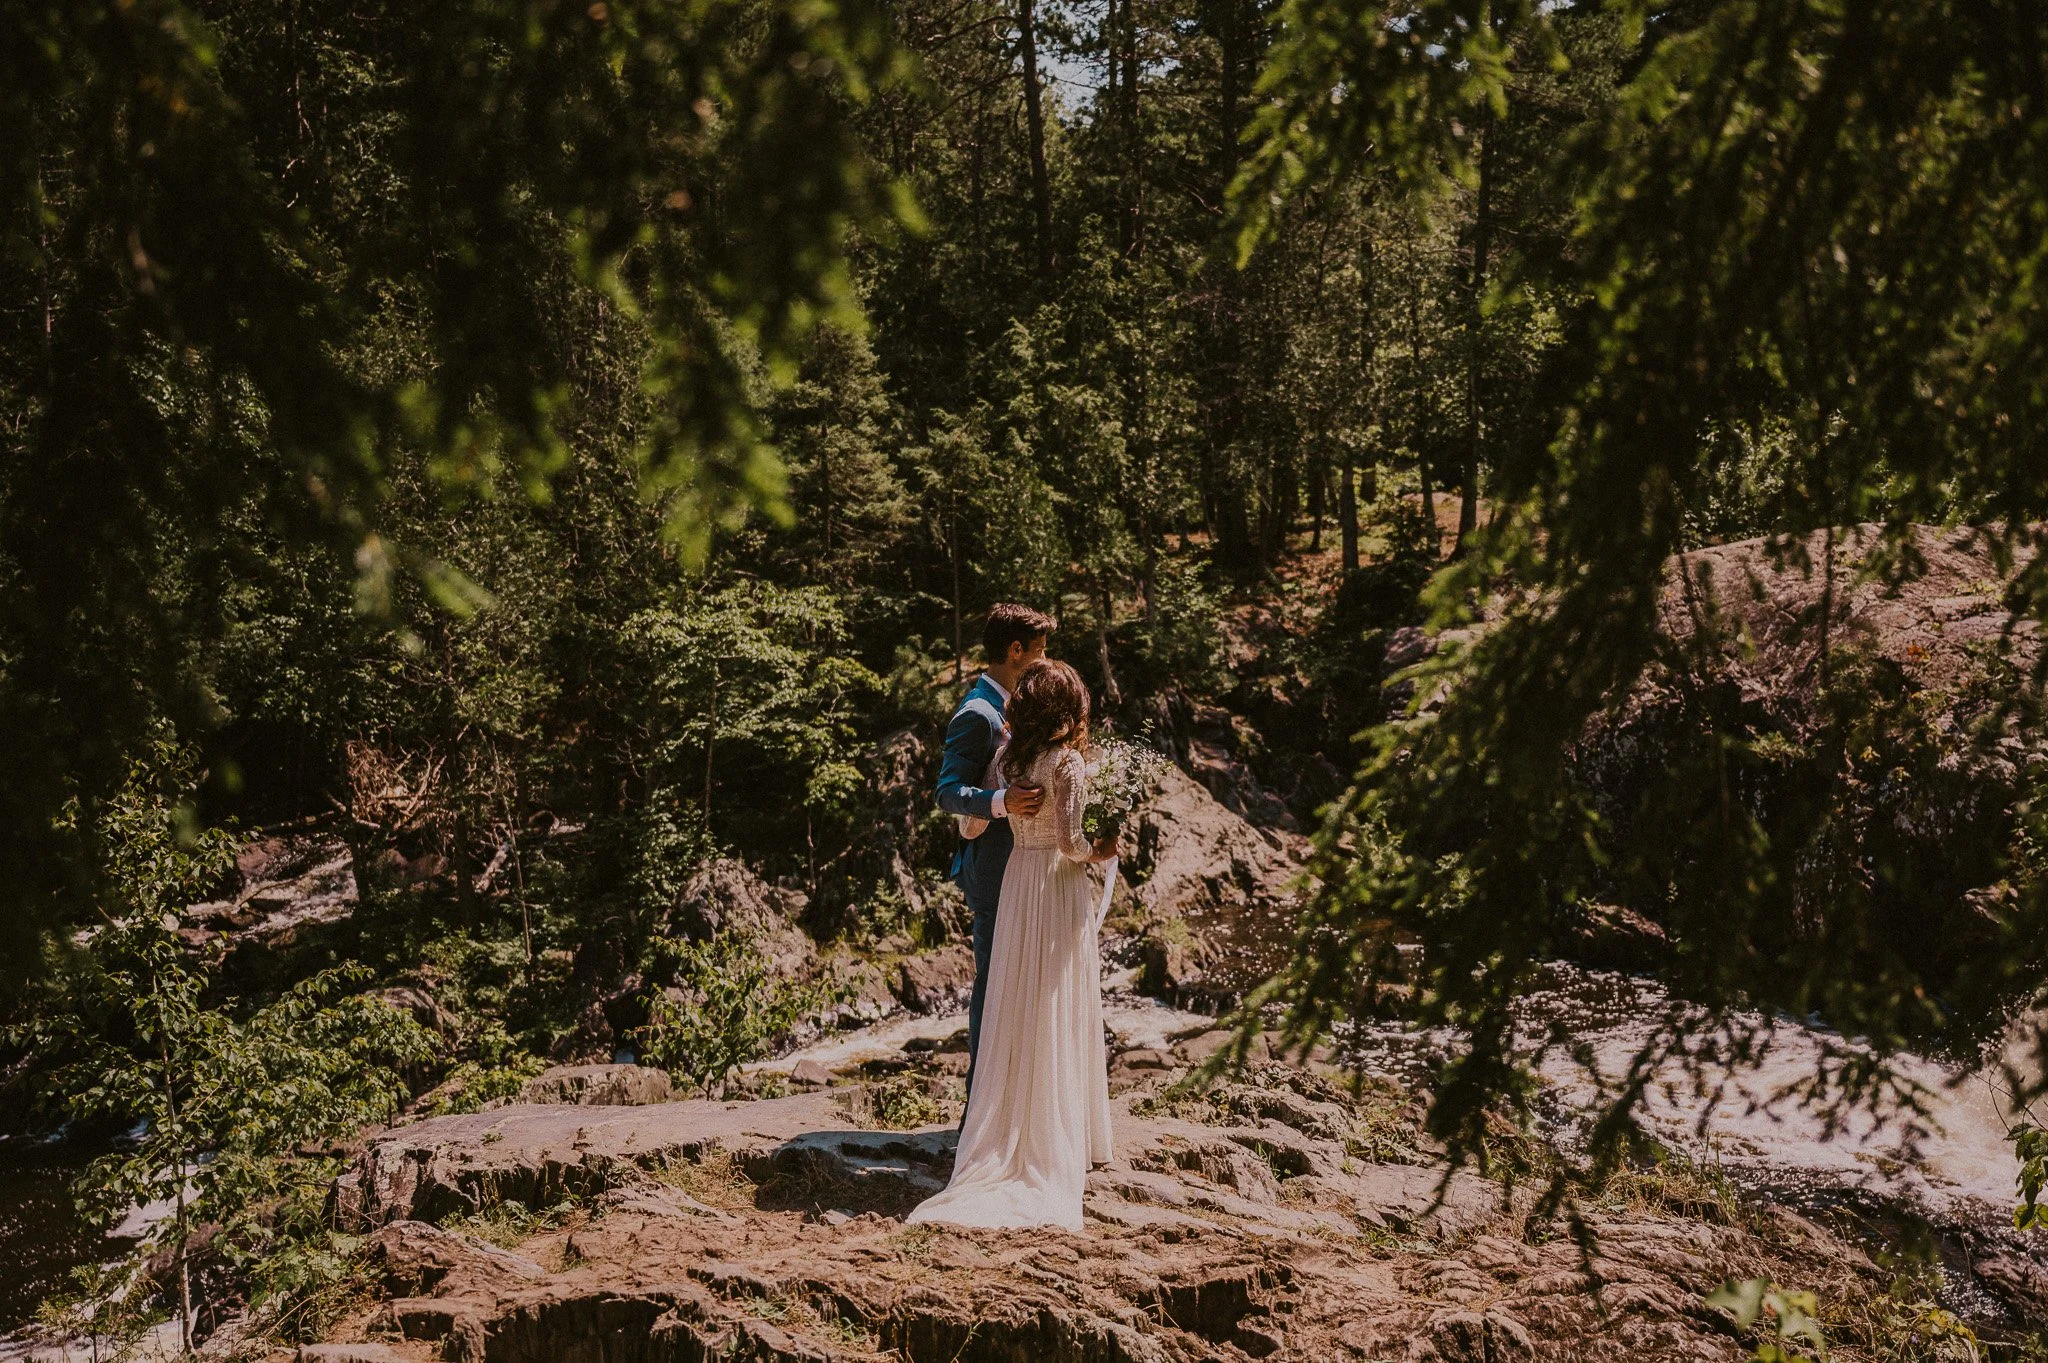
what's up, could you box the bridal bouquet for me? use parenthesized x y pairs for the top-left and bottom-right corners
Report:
(1083, 737), (1170, 841)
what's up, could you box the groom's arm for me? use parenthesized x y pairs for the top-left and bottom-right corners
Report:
(935, 707), (1002, 821)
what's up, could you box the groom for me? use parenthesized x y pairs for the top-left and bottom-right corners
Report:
(937, 603), (1056, 1090)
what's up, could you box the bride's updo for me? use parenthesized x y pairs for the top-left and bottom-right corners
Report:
(1001, 659), (1091, 785)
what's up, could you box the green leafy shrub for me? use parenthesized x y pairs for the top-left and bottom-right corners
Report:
(840, 1075), (950, 1131)
(632, 930), (831, 1099)
(19, 739), (435, 1348)
(1133, 554), (1225, 693)
(425, 1018), (550, 1116)
(31, 926), (433, 1346)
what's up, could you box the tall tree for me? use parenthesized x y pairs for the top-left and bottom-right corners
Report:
(1018, 0), (1056, 279)
(0, 0), (916, 985)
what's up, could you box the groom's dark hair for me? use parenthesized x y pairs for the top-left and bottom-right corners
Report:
(983, 603), (1055, 661)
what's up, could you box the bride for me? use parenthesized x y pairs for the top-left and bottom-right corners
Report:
(908, 658), (1118, 1232)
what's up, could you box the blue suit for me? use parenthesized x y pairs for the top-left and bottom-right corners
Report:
(935, 674), (1011, 1082)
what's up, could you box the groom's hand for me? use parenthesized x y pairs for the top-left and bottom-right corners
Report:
(1005, 783), (1045, 817)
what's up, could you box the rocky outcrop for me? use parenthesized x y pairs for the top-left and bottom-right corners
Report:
(892, 943), (976, 1015)
(1658, 524), (2038, 694)
(518, 1064), (673, 1107)
(668, 859), (817, 979)
(309, 1035), (1888, 1363)
(1569, 524), (2048, 998)
(1118, 766), (1308, 1007)
(1129, 768), (1304, 925)
(181, 835), (357, 951)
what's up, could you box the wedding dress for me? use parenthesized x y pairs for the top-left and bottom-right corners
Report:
(907, 745), (1113, 1232)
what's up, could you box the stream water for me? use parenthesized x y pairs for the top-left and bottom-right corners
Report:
(1316, 962), (2024, 1226)
(1174, 896), (2035, 1244)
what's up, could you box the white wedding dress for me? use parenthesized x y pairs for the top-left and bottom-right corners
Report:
(907, 745), (1113, 1232)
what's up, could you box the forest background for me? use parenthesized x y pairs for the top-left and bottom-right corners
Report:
(2, 0), (1575, 1013)
(8, 0), (2048, 1350)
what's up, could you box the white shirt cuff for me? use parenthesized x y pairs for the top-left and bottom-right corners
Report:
(990, 788), (1007, 819)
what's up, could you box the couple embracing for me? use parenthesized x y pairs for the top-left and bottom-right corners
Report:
(907, 604), (1120, 1233)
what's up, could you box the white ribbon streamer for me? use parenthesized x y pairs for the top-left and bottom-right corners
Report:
(1093, 855), (1119, 935)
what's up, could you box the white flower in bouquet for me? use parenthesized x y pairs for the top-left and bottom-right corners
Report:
(1083, 737), (1170, 840)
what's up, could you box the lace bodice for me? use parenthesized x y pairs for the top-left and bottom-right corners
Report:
(999, 746), (1102, 861)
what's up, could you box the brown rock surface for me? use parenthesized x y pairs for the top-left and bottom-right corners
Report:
(312, 1051), (1878, 1363)
(1130, 767), (1304, 926)
(518, 1063), (674, 1107)
(893, 943), (976, 1015)
(669, 857), (819, 980)
(1120, 766), (1308, 1005)
(1660, 524), (2038, 694)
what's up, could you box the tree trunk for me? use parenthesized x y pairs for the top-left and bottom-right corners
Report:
(1019, 0), (1055, 280)
(1095, 582), (1122, 710)
(1456, 116), (1495, 556)
(1338, 449), (1358, 573)
(1346, 221), (1378, 574)
(158, 1021), (192, 1355)
(1118, 0), (1143, 257)
(820, 438), (835, 556)
(950, 487), (964, 682)
(1203, 0), (1256, 573)
(1308, 453), (1326, 551)
(703, 665), (718, 821)
(1409, 280), (1434, 556)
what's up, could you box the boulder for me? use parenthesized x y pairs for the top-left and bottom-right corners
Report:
(788, 1058), (835, 1088)
(1135, 931), (1211, 1000)
(518, 1063), (673, 1107)
(366, 1219), (547, 1296)
(664, 857), (820, 987)
(1658, 524), (2038, 694)
(893, 943), (975, 1014)
(670, 857), (809, 942)
(1118, 765), (1309, 1004)
(1129, 765), (1303, 921)
(1557, 902), (1671, 974)
(377, 984), (460, 1037)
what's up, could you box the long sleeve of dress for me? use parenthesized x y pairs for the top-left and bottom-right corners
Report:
(1049, 750), (1099, 863)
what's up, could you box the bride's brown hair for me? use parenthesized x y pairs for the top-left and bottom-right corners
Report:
(1000, 659), (1091, 785)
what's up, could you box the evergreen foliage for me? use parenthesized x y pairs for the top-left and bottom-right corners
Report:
(1235, 0), (2048, 1187)
(8, 0), (2048, 1332)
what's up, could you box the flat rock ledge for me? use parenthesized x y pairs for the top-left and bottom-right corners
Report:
(311, 1056), (1880, 1363)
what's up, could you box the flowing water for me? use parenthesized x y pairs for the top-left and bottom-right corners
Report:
(1173, 894), (2035, 1238)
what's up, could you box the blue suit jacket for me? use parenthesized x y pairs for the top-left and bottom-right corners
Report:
(936, 675), (1011, 916)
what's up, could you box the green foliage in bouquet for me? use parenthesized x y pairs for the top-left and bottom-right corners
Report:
(1082, 739), (1170, 842)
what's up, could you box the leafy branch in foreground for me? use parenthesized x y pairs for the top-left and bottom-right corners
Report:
(28, 923), (434, 1350)
(1231, 0), (2048, 1191)
(0, 0), (921, 990)
(1706, 1279), (1828, 1363)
